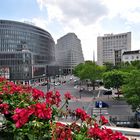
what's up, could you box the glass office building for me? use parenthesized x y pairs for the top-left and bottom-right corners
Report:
(0, 20), (55, 84)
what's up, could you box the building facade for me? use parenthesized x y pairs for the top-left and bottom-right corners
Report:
(55, 33), (84, 74)
(122, 50), (140, 63)
(97, 32), (131, 65)
(0, 20), (55, 84)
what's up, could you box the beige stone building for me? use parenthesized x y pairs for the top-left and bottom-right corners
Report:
(97, 32), (131, 65)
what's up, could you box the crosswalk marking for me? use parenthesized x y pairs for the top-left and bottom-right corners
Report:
(92, 108), (109, 115)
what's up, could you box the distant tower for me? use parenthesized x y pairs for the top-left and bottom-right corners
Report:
(97, 32), (131, 65)
(93, 50), (95, 62)
(55, 33), (84, 74)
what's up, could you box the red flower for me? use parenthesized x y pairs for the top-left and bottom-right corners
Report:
(0, 77), (129, 140)
(64, 92), (72, 100)
(56, 122), (66, 127)
(100, 115), (108, 125)
(0, 103), (9, 114)
(0, 77), (6, 82)
(2, 86), (8, 93)
(54, 122), (72, 140)
(112, 131), (129, 140)
(8, 83), (23, 94)
(12, 108), (30, 128)
(32, 88), (44, 100)
(46, 91), (61, 107)
(88, 123), (102, 138)
(34, 103), (52, 119)
(75, 108), (88, 121)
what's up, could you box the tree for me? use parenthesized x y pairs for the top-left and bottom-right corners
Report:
(103, 62), (115, 71)
(73, 63), (84, 78)
(131, 60), (140, 69)
(74, 61), (105, 90)
(114, 61), (132, 72)
(122, 70), (140, 111)
(103, 70), (128, 98)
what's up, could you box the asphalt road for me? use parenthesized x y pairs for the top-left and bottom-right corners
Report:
(35, 76), (134, 125)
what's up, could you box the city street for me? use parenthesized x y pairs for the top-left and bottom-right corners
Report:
(35, 75), (135, 125)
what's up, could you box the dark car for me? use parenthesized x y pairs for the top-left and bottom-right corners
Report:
(79, 87), (84, 92)
(135, 111), (140, 121)
(103, 90), (112, 95)
(95, 101), (109, 108)
(41, 82), (48, 86)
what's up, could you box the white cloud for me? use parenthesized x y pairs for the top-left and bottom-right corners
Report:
(37, 0), (108, 25)
(36, 0), (109, 60)
(122, 9), (140, 24)
(32, 18), (49, 29)
(36, 0), (140, 60)
(36, 0), (46, 10)
(102, 0), (140, 23)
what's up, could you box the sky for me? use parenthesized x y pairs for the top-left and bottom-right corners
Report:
(0, 0), (140, 61)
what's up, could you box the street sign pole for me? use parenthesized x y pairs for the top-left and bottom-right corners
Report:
(99, 101), (102, 117)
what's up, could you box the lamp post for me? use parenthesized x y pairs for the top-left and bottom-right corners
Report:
(59, 68), (61, 83)
(53, 75), (56, 91)
(79, 81), (82, 99)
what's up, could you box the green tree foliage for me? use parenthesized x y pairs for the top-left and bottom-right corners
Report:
(122, 70), (140, 111)
(131, 60), (140, 69)
(116, 60), (140, 72)
(103, 62), (115, 71)
(103, 70), (128, 94)
(73, 61), (105, 89)
(73, 63), (84, 78)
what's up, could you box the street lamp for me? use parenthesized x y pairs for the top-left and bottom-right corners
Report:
(59, 68), (61, 82)
(53, 75), (56, 91)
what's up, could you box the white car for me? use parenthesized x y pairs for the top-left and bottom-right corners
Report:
(55, 82), (61, 86)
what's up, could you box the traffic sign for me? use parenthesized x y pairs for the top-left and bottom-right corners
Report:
(99, 101), (102, 108)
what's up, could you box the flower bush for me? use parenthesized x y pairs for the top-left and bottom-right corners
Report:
(0, 77), (128, 140)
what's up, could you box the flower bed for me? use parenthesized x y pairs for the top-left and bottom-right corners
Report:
(0, 77), (128, 140)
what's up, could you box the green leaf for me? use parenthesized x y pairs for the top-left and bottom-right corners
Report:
(74, 134), (90, 140)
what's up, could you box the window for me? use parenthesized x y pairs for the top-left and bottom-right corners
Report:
(125, 56), (128, 59)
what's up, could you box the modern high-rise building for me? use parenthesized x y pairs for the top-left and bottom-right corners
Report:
(97, 32), (131, 65)
(55, 33), (84, 74)
(0, 20), (55, 84)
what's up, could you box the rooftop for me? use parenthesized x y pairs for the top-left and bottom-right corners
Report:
(123, 50), (140, 55)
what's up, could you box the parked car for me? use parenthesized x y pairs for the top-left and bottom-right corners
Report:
(135, 111), (140, 121)
(103, 90), (112, 95)
(70, 77), (73, 80)
(41, 82), (48, 86)
(79, 87), (84, 92)
(95, 101), (109, 108)
(55, 82), (61, 86)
